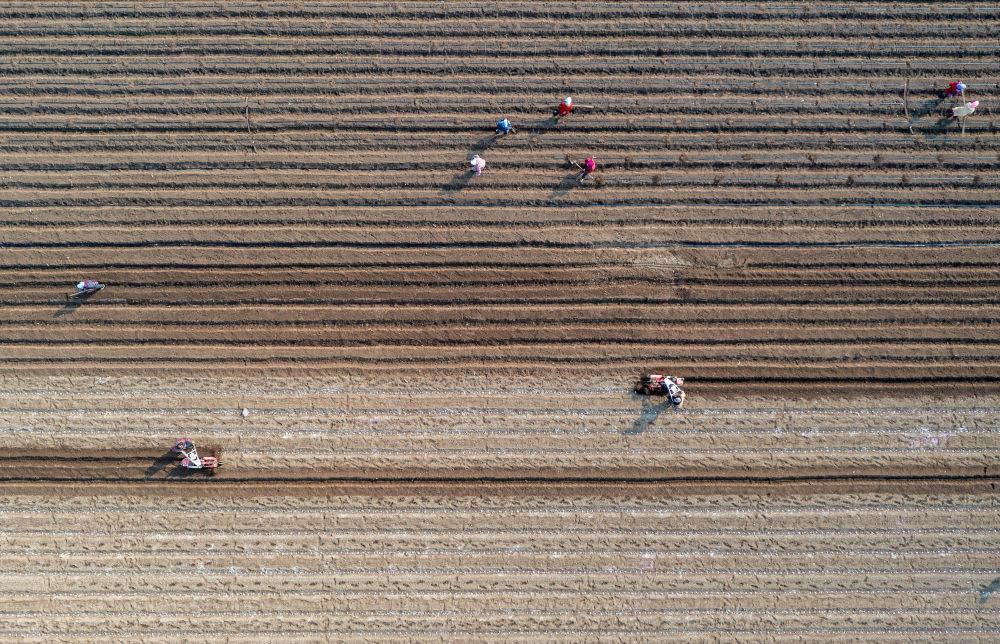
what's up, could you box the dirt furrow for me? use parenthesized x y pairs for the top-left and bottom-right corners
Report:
(2, 303), (998, 324)
(0, 480), (996, 637)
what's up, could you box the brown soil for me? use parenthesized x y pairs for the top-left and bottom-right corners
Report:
(0, 1), (998, 639)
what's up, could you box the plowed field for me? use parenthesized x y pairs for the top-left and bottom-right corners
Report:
(0, 1), (998, 640)
(1, 480), (998, 641)
(3, 2), (998, 390)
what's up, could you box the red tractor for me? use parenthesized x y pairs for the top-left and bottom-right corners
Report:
(635, 375), (686, 408)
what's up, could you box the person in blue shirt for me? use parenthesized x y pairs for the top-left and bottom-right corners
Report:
(495, 118), (515, 137)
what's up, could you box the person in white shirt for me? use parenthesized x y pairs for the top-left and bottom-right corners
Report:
(952, 100), (980, 118)
(469, 154), (486, 176)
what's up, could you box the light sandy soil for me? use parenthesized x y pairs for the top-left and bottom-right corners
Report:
(0, 375), (998, 480)
(0, 480), (997, 640)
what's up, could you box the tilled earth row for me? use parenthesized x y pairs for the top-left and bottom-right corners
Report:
(0, 3), (992, 431)
(0, 374), (997, 480)
(0, 480), (996, 640)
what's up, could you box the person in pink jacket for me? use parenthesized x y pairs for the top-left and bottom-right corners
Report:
(469, 154), (486, 176)
(68, 279), (105, 300)
(577, 156), (596, 182)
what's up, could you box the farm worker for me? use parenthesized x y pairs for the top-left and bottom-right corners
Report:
(76, 279), (102, 291)
(952, 100), (979, 118)
(495, 118), (515, 136)
(578, 156), (596, 181)
(469, 154), (486, 175)
(944, 81), (967, 98)
(653, 375), (685, 407)
(554, 96), (573, 118)
(663, 377), (682, 398)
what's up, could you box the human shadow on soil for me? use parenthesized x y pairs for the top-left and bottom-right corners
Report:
(54, 291), (97, 317)
(928, 113), (958, 134)
(470, 133), (501, 154)
(440, 132), (509, 194)
(549, 171), (582, 198)
(623, 393), (674, 435)
(911, 96), (947, 119)
(525, 115), (560, 147)
(440, 168), (476, 194)
(528, 115), (559, 134)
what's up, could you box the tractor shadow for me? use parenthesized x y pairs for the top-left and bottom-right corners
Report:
(54, 291), (97, 317)
(623, 393), (674, 435)
(144, 450), (182, 479)
(164, 466), (200, 479)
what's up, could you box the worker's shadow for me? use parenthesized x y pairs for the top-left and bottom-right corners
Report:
(470, 133), (501, 154)
(929, 114), (958, 134)
(440, 169), (476, 194)
(550, 171), (582, 198)
(526, 115), (559, 145)
(53, 292), (97, 317)
(978, 577), (1000, 605)
(623, 393), (673, 435)
(911, 96), (947, 119)
(144, 450), (181, 479)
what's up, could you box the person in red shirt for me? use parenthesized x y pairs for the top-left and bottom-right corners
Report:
(554, 96), (573, 119)
(944, 81), (967, 98)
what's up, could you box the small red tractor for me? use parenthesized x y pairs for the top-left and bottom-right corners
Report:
(635, 374), (686, 408)
(171, 438), (219, 472)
